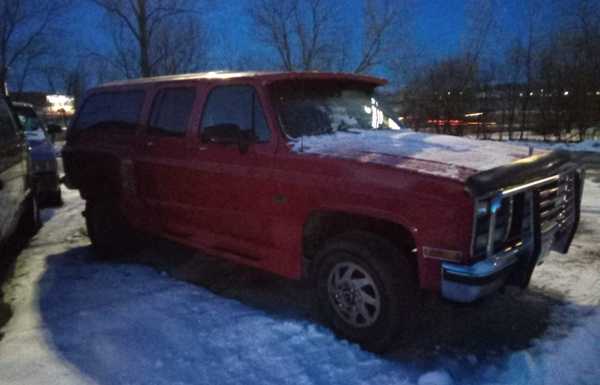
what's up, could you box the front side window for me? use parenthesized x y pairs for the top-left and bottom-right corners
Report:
(200, 86), (271, 143)
(149, 88), (196, 136)
(271, 81), (403, 138)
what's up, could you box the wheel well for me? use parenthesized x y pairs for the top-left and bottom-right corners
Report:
(303, 211), (417, 275)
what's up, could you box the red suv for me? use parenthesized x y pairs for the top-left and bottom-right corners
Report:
(62, 72), (585, 351)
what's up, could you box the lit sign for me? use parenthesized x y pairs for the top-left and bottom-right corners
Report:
(46, 94), (75, 115)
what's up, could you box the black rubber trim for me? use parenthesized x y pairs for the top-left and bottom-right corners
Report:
(511, 190), (542, 288)
(466, 150), (582, 197)
(443, 265), (514, 286)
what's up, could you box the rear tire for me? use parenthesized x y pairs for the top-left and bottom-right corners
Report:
(85, 200), (141, 259)
(314, 232), (417, 352)
(46, 189), (63, 207)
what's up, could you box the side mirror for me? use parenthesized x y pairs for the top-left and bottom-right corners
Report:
(47, 124), (62, 135)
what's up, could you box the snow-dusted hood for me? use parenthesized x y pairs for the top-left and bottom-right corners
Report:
(292, 130), (540, 181)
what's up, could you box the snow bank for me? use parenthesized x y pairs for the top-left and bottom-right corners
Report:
(490, 308), (600, 385)
(1, 181), (600, 385)
(417, 370), (454, 385)
(291, 131), (533, 174)
(0, 247), (417, 385)
(509, 139), (600, 153)
(530, 178), (600, 306)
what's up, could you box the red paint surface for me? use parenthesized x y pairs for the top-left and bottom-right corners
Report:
(63, 72), (478, 294)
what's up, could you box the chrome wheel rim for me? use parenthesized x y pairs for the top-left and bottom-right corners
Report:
(327, 261), (381, 328)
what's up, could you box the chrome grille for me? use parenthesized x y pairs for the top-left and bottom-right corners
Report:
(537, 174), (577, 235)
(472, 171), (578, 260)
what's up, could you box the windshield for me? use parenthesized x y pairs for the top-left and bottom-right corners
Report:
(14, 106), (47, 140)
(272, 82), (404, 138)
(14, 106), (45, 131)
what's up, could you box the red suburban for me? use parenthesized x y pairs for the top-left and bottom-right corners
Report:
(63, 72), (585, 351)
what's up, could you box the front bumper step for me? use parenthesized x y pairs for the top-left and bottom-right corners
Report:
(441, 249), (521, 303)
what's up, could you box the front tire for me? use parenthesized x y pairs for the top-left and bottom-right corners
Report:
(314, 232), (417, 352)
(21, 192), (41, 236)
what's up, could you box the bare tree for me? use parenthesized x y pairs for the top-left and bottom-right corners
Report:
(499, 40), (526, 140)
(460, 0), (498, 90)
(402, 56), (480, 135)
(58, 61), (89, 105)
(13, 45), (44, 92)
(495, 0), (545, 141)
(152, 18), (209, 75)
(513, 0), (545, 140)
(401, 0), (499, 138)
(354, 0), (409, 73)
(529, 0), (600, 141)
(249, 0), (408, 73)
(250, 0), (334, 71)
(0, 0), (70, 94)
(92, 0), (210, 78)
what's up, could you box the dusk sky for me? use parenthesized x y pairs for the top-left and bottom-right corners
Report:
(62, 0), (544, 71)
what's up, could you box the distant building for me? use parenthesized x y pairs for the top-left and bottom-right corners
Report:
(10, 92), (75, 123)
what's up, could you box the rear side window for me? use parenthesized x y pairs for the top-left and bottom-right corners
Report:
(0, 98), (18, 142)
(201, 86), (271, 143)
(148, 88), (196, 136)
(75, 90), (145, 131)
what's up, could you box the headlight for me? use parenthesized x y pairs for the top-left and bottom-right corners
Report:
(472, 195), (514, 258)
(475, 200), (488, 216)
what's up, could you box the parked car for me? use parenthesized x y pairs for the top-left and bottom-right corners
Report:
(0, 96), (40, 251)
(62, 72), (585, 351)
(11, 102), (62, 206)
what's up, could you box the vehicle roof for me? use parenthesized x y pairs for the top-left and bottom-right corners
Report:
(97, 71), (387, 89)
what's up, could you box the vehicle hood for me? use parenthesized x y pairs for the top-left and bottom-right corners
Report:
(291, 130), (542, 181)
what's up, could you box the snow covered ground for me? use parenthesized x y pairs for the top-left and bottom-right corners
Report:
(1, 174), (599, 384)
(507, 139), (600, 154)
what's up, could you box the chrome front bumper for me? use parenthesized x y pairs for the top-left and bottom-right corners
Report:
(444, 167), (584, 303)
(441, 244), (529, 303)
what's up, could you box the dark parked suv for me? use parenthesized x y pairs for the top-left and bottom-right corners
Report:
(12, 102), (62, 206)
(0, 95), (40, 251)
